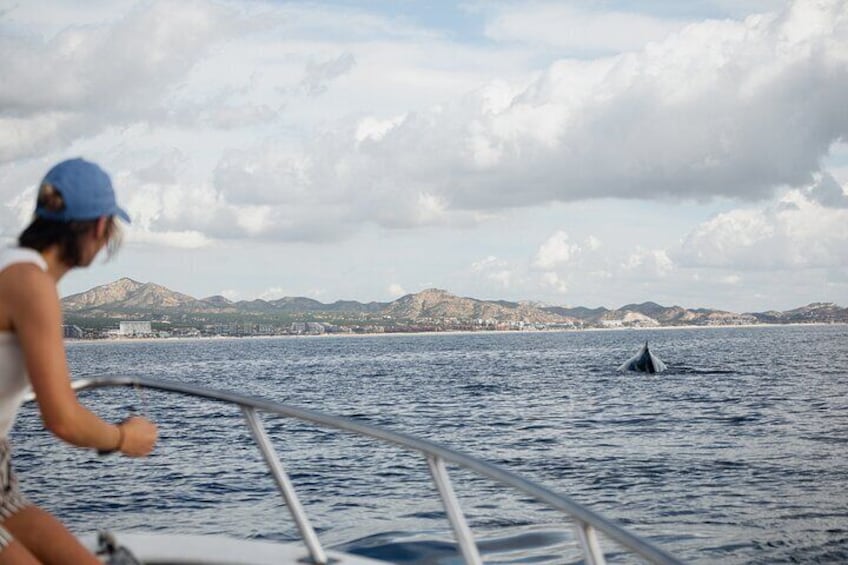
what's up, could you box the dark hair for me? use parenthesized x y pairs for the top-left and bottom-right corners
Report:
(20, 218), (98, 266)
(18, 184), (121, 266)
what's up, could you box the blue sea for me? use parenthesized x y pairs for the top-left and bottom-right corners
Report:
(10, 325), (848, 563)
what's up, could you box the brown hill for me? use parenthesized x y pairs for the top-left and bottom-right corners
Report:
(60, 279), (847, 327)
(62, 277), (146, 310)
(63, 278), (208, 313)
(383, 288), (573, 324)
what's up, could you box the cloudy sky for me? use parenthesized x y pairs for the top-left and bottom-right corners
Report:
(1, 0), (847, 312)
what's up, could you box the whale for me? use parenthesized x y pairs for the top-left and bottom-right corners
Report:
(619, 341), (667, 373)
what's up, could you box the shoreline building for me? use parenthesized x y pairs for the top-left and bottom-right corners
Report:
(119, 321), (153, 337)
(63, 324), (84, 339)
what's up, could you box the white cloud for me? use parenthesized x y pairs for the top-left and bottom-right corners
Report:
(123, 180), (229, 238)
(196, 0), (848, 242)
(488, 270), (514, 288)
(622, 247), (674, 278)
(0, 0), (245, 162)
(388, 283), (407, 297)
(471, 256), (503, 272)
(234, 206), (274, 236)
(1, 1), (846, 314)
(533, 230), (580, 269)
(306, 288), (326, 299)
(470, 255), (516, 288)
(356, 115), (406, 144)
(4, 0), (845, 248)
(4, 185), (37, 233)
(540, 271), (568, 294)
(0, 113), (78, 163)
(127, 229), (212, 249)
(259, 287), (288, 301)
(675, 189), (848, 269)
(219, 289), (241, 301)
(415, 192), (449, 224)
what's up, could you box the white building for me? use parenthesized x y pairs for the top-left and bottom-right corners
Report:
(119, 321), (153, 337)
(62, 324), (84, 339)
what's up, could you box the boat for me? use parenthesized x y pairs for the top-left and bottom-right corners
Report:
(26, 376), (682, 564)
(618, 342), (668, 373)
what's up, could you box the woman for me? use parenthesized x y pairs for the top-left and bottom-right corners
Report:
(0, 158), (157, 563)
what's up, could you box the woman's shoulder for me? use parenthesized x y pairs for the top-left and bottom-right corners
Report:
(0, 250), (56, 333)
(0, 252), (54, 301)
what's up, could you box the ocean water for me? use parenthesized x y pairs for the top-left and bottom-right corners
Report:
(10, 325), (848, 564)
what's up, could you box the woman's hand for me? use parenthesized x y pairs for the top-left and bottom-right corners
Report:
(118, 416), (158, 457)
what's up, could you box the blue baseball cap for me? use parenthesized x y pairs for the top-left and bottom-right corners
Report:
(36, 158), (131, 223)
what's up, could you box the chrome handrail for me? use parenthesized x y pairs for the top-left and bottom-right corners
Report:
(25, 376), (683, 565)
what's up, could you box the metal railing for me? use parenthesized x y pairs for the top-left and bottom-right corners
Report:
(27, 376), (683, 565)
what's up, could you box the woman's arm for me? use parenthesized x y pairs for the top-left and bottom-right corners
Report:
(6, 264), (156, 456)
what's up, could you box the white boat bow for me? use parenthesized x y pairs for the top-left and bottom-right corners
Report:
(27, 376), (683, 565)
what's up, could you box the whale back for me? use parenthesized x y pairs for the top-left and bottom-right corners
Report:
(618, 341), (667, 373)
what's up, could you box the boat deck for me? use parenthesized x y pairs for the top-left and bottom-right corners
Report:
(82, 531), (386, 565)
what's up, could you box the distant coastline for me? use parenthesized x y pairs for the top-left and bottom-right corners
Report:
(59, 278), (848, 340)
(63, 320), (847, 345)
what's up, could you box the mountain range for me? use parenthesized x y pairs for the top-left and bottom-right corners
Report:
(61, 278), (848, 329)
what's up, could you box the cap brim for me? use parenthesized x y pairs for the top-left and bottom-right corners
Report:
(115, 206), (131, 224)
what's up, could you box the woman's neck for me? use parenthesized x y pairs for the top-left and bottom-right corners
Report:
(38, 247), (72, 283)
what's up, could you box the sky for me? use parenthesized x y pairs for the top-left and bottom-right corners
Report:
(1, 0), (847, 312)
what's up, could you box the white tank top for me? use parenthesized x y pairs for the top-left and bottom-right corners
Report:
(0, 247), (48, 438)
